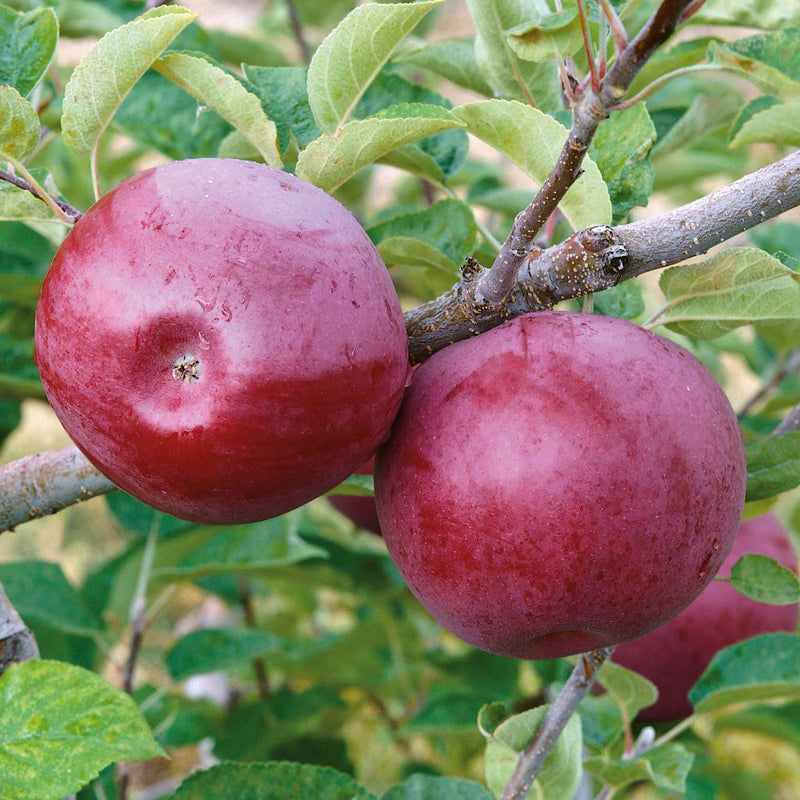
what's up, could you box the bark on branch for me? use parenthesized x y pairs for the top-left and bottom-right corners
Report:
(0, 446), (116, 532)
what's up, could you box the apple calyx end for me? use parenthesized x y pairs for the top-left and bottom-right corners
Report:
(172, 355), (201, 384)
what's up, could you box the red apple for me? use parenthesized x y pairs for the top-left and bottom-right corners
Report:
(613, 513), (799, 721)
(35, 158), (409, 524)
(375, 311), (746, 660)
(330, 457), (381, 535)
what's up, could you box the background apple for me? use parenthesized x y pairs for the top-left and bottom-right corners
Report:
(613, 513), (799, 721)
(375, 311), (747, 660)
(329, 457), (381, 535)
(34, 158), (409, 524)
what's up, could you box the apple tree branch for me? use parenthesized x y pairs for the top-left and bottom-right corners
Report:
(500, 648), (614, 800)
(477, 0), (697, 309)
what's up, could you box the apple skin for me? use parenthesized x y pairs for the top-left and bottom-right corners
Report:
(329, 457), (382, 535)
(374, 311), (747, 660)
(35, 158), (409, 525)
(613, 513), (799, 721)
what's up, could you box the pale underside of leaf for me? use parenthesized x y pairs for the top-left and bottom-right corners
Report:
(0, 85), (40, 161)
(378, 237), (459, 274)
(307, 0), (443, 135)
(452, 99), (611, 230)
(296, 107), (464, 193)
(153, 52), (281, 168)
(657, 247), (800, 337)
(61, 6), (197, 156)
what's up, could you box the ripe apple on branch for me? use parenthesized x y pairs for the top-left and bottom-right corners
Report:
(0, 0), (799, 798)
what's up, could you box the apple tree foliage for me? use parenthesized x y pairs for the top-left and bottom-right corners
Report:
(0, 0), (799, 798)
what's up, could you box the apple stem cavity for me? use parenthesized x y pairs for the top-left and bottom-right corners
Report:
(500, 647), (614, 800)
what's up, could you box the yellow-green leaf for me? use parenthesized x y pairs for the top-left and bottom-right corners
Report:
(61, 5), (197, 155)
(0, 660), (165, 800)
(153, 52), (281, 168)
(296, 103), (463, 193)
(452, 99), (611, 230)
(656, 247), (800, 339)
(0, 84), (40, 161)
(307, 0), (443, 135)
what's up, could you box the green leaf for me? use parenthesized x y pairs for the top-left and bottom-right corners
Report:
(105, 491), (192, 538)
(56, 0), (128, 38)
(0, 221), (56, 305)
(656, 248), (800, 339)
(584, 744), (694, 793)
(745, 432), (800, 502)
(466, 0), (562, 111)
(589, 103), (656, 222)
(593, 282), (645, 320)
(155, 517), (327, 581)
(506, 8), (583, 63)
(0, 333), (43, 399)
(595, 660), (659, 722)
(394, 37), (493, 96)
(730, 96), (800, 148)
(61, 5), (197, 156)
(0, 84), (39, 161)
(357, 72), (468, 179)
(242, 65), (320, 151)
(171, 761), (378, 800)
(153, 51), (281, 167)
(628, 37), (720, 98)
(380, 144), (446, 183)
(693, 1), (800, 30)
(212, 688), (348, 762)
(325, 473), (374, 497)
(727, 553), (800, 605)
(484, 706), (583, 800)
(0, 660), (164, 800)
(478, 702), (511, 738)
(0, 560), (103, 637)
(382, 774), (494, 799)
(453, 99), (611, 230)
(166, 628), (289, 681)
(690, 633), (800, 714)
(0, 399), (21, 446)
(115, 68), (234, 159)
(709, 32), (800, 100)
(0, 5), (58, 97)
(750, 221), (800, 271)
(207, 29), (287, 68)
(652, 89), (743, 158)
(378, 237), (459, 279)
(137, 687), (222, 749)
(404, 691), (484, 733)
(307, 0), (443, 134)
(368, 198), (477, 263)
(296, 103), (464, 193)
